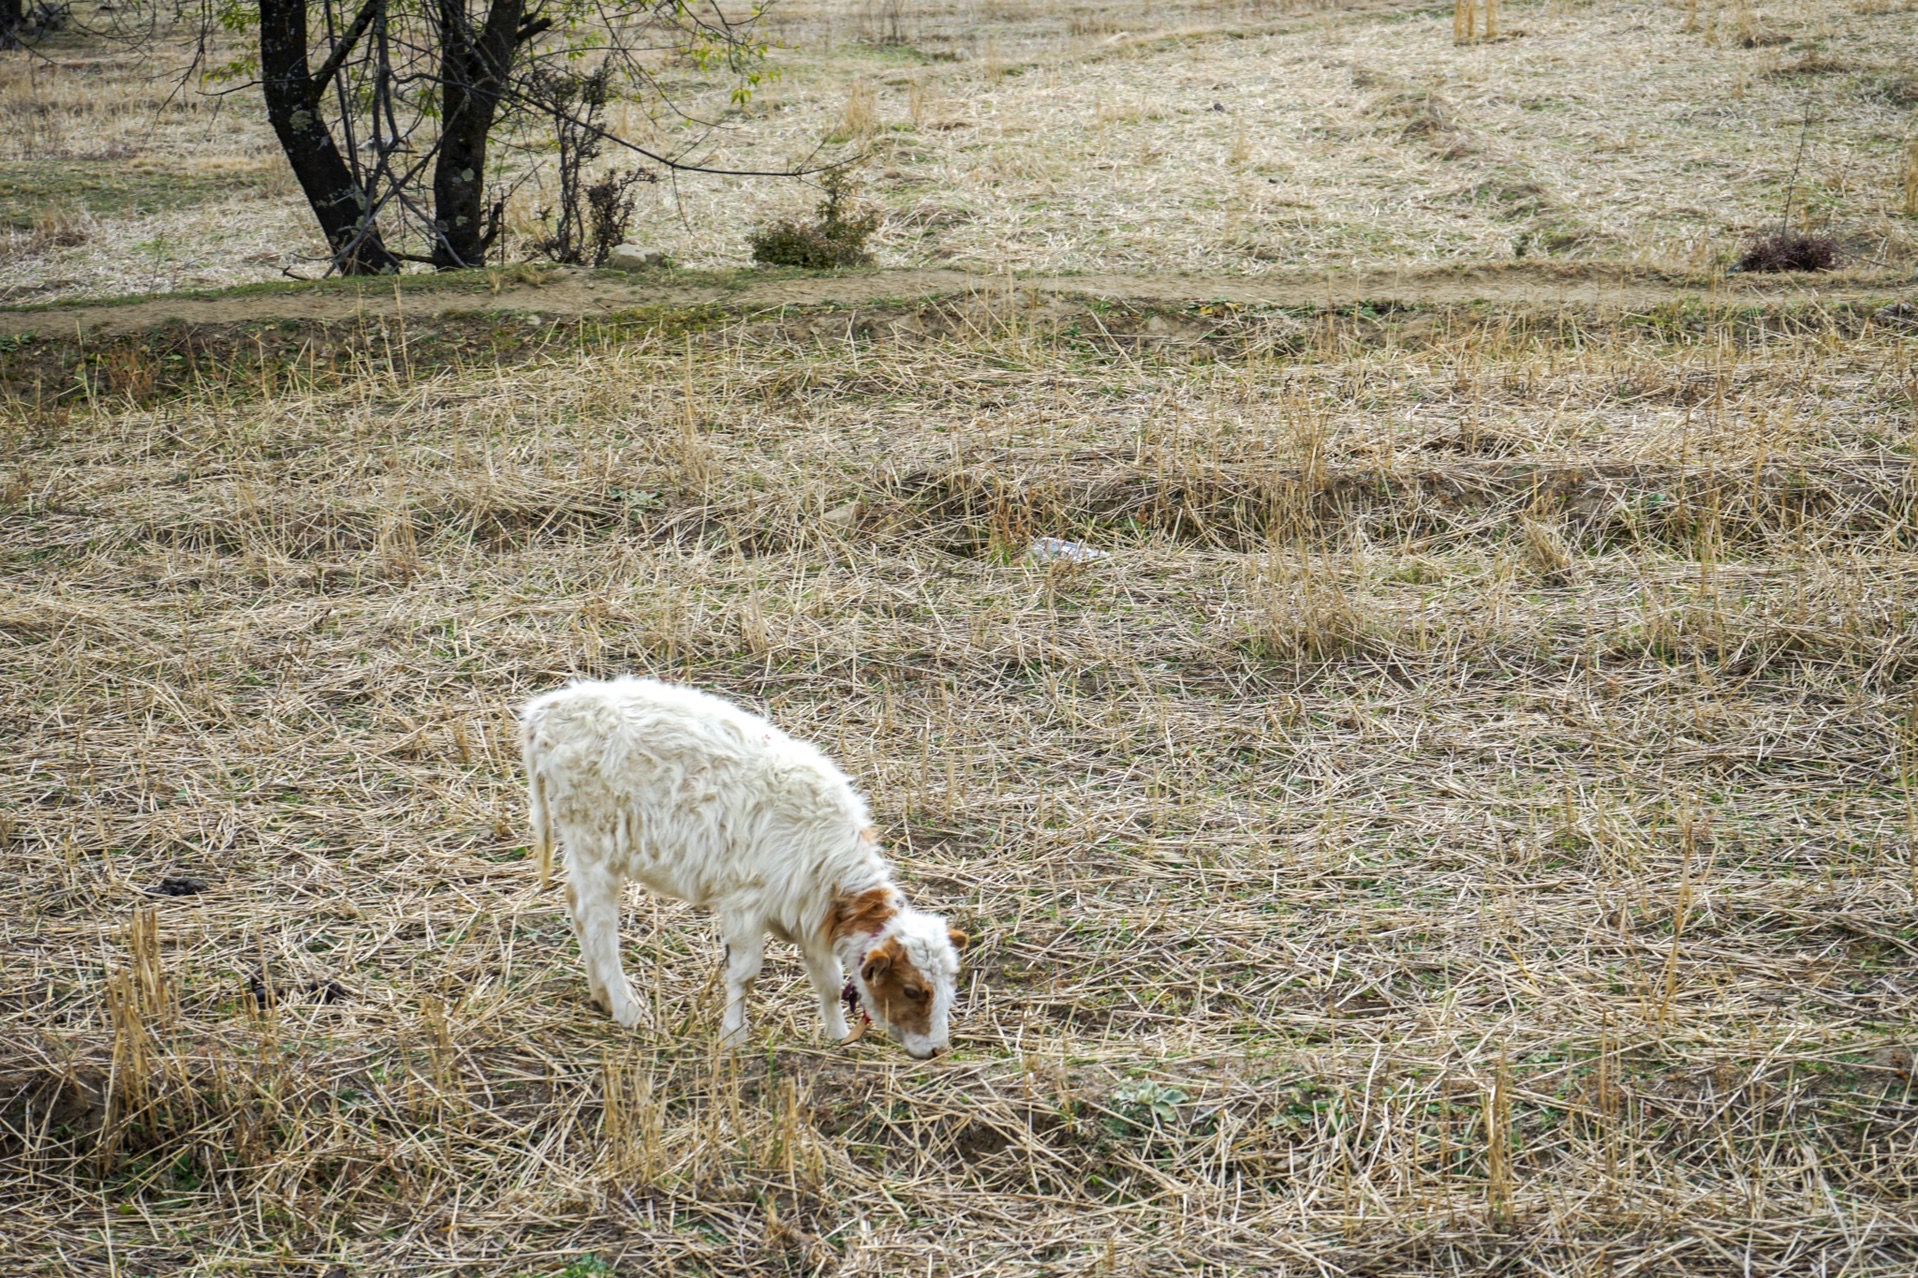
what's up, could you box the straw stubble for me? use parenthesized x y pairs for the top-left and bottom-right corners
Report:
(3, 291), (1916, 1272)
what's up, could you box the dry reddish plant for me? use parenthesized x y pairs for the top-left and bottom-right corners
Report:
(1734, 229), (1840, 273)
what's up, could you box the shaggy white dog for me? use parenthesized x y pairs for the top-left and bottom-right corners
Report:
(521, 677), (965, 1058)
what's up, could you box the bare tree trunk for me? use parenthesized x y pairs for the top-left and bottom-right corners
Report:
(258, 0), (401, 274)
(1, 0), (25, 49)
(430, 0), (526, 268)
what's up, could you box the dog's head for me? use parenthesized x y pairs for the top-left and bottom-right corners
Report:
(853, 912), (967, 1059)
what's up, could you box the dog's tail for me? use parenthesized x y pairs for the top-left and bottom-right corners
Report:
(521, 715), (556, 889)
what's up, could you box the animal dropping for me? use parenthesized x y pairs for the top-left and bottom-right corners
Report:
(521, 677), (967, 1058)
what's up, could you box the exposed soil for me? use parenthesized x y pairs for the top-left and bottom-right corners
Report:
(4, 263), (1911, 340)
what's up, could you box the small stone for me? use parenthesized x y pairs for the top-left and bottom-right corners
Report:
(606, 244), (672, 271)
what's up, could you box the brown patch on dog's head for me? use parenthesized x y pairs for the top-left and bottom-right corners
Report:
(826, 886), (897, 946)
(858, 937), (934, 1038)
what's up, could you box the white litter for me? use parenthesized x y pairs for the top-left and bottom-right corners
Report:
(1026, 537), (1108, 564)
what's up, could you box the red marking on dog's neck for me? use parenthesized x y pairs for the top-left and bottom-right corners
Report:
(826, 884), (936, 1036)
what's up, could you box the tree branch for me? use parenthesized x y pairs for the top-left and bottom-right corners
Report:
(514, 12), (551, 44)
(307, 0), (383, 108)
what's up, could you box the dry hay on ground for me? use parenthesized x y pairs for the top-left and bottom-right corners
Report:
(3, 292), (1918, 1275)
(5, 0), (1918, 302)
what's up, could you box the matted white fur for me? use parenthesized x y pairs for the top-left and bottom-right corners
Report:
(520, 676), (961, 1057)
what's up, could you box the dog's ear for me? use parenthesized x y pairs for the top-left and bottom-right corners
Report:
(861, 949), (892, 983)
(947, 927), (970, 951)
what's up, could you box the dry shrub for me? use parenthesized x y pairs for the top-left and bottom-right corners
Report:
(34, 206), (87, 248)
(1249, 555), (1374, 662)
(858, 0), (909, 45)
(531, 66), (659, 268)
(841, 80), (878, 140)
(1362, 74), (1474, 157)
(982, 36), (1006, 80)
(1452, 0), (1496, 44)
(1766, 52), (1850, 77)
(584, 170), (651, 266)
(0, 207), (88, 263)
(1519, 514), (1576, 584)
(749, 168), (882, 268)
(1732, 0), (1787, 47)
(1734, 229), (1839, 273)
(1380, 89), (1454, 140)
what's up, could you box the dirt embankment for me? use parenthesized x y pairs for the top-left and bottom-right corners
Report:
(3, 263), (1912, 341)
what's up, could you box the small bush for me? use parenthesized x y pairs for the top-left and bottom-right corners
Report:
(1733, 230), (1839, 273)
(34, 207), (88, 249)
(583, 171), (650, 268)
(748, 169), (882, 269)
(531, 66), (658, 268)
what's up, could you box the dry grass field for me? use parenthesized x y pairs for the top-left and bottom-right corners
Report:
(3, 0), (1918, 300)
(4, 279), (1918, 1274)
(4, 0), (1918, 1274)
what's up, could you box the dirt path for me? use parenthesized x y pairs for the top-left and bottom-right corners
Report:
(4, 264), (1911, 338)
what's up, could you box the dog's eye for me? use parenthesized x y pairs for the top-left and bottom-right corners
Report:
(904, 985), (927, 1001)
